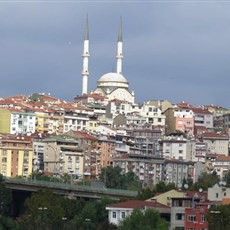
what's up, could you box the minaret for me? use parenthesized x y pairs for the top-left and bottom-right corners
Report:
(82, 15), (90, 95)
(116, 17), (123, 74)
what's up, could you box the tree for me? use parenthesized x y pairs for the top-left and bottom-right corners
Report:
(0, 174), (12, 216)
(136, 187), (155, 200)
(223, 170), (230, 187)
(99, 166), (140, 190)
(17, 189), (65, 230)
(69, 197), (115, 230)
(118, 208), (169, 230)
(190, 172), (219, 191)
(207, 205), (230, 230)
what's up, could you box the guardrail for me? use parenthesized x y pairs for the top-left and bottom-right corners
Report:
(4, 177), (138, 197)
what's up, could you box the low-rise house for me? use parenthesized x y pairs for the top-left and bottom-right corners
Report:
(147, 189), (185, 207)
(106, 200), (170, 226)
(170, 195), (202, 230)
(208, 183), (230, 202)
(184, 203), (208, 230)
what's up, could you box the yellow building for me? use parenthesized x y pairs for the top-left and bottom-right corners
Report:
(0, 108), (11, 133)
(0, 135), (33, 177)
(147, 189), (185, 206)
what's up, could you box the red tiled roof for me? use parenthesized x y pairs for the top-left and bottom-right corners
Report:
(222, 198), (230, 205)
(107, 200), (170, 209)
(89, 93), (107, 100)
(216, 155), (230, 162)
(71, 131), (97, 140)
(176, 102), (194, 108)
(5, 95), (28, 102)
(192, 107), (212, 114)
(203, 132), (229, 140)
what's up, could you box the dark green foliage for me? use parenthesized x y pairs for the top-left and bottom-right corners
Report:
(207, 205), (230, 230)
(223, 170), (230, 187)
(189, 172), (219, 191)
(137, 187), (155, 200)
(99, 166), (141, 190)
(0, 174), (12, 216)
(155, 182), (176, 193)
(118, 208), (169, 230)
(137, 182), (176, 200)
(17, 189), (65, 230)
(68, 197), (115, 230)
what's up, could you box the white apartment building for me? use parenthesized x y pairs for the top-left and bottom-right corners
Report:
(10, 111), (36, 135)
(161, 137), (194, 161)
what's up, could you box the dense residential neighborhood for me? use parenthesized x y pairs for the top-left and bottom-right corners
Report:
(0, 13), (230, 230)
(0, 92), (230, 229)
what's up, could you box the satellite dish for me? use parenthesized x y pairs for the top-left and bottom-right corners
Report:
(178, 183), (182, 189)
(184, 184), (189, 190)
(199, 188), (203, 193)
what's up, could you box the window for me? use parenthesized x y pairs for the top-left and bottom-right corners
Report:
(179, 150), (183, 154)
(176, 213), (184, 220)
(216, 193), (219, 198)
(201, 214), (206, 222)
(121, 212), (125, 219)
(188, 215), (196, 222)
(175, 213), (184, 220)
(112, 212), (116, 219)
(158, 118), (162, 122)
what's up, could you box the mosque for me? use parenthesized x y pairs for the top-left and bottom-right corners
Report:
(81, 17), (135, 104)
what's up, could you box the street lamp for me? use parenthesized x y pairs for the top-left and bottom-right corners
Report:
(37, 207), (48, 230)
(62, 217), (67, 230)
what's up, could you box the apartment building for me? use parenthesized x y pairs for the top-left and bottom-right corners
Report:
(160, 137), (194, 161)
(0, 135), (33, 177)
(192, 107), (213, 129)
(202, 132), (229, 156)
(163, 159), (195, 187)
(43, 134), (84, 178)
(113, 154), (164, 187)
(0, 108), (36, 135)
(164, 106), (194, 136)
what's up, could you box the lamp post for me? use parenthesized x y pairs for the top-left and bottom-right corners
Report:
(209, 210), (222, 230)
(62, 217), (67, 230)
(37, 207), (48, 230)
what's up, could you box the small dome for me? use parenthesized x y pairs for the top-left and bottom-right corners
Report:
(98, 72), (128, 83)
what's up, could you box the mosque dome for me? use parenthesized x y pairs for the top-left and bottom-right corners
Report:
(98, 72), (128, 83)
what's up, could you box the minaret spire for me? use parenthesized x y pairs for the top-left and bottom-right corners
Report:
(116, 17), (123, 74)
(82, 15), (90, 95)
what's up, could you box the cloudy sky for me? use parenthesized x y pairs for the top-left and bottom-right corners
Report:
(0, 1), (230, 108)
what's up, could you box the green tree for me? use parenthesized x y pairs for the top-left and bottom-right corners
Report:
(0, 216), (21, 230)
(70, 197), (115, 230)
(207, 205), (230, 230)
(17, 189), (65, 230)
(223, 170), (230, 187)
(99, 166), (140, 190)
(136, 187), (155, 200)
(0, 174), (12, 216)
(190, 172), (219, 191)
(118, 208), (169, 230)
